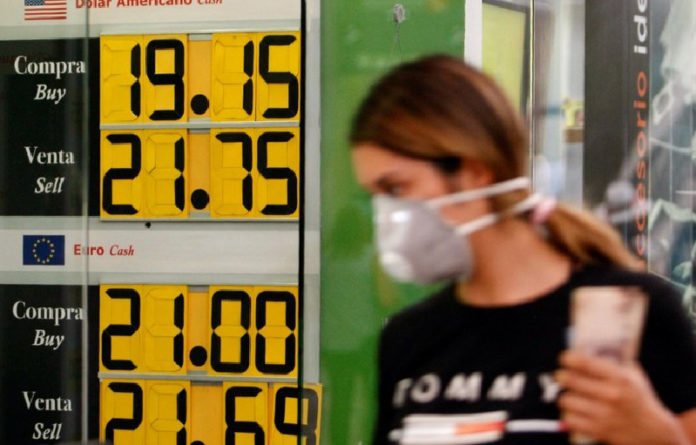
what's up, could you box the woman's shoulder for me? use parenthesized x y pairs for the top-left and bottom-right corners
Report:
(571, 265), (688, 326)
(571, 265), (681, 299)
(380, 284), (457, 341)
(572, 264), (672, 287)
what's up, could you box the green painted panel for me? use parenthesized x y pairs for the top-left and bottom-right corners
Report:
(319, 1), (464, 444)
(482, 2), (528, 111)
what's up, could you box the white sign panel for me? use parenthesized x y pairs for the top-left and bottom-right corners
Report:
(0, 227), (299, 276)
(1, 0), (300, 27)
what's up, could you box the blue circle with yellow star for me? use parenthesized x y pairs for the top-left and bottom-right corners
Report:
(32, 237), (56, 264)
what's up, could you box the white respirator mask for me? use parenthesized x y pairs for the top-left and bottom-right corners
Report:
(373, 177), (541, 284)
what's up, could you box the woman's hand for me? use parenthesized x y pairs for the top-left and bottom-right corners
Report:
(556, 350), (691, 445)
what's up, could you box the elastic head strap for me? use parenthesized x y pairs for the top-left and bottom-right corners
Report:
(428, 177), (531, 209)
(454, 193), (542, 236)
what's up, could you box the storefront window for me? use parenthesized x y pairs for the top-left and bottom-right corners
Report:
(531, 0), (696, 319)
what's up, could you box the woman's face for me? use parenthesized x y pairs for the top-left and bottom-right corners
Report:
(351, 142), (493, 223)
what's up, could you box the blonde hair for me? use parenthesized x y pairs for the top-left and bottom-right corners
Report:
(350, 55), (641, 270)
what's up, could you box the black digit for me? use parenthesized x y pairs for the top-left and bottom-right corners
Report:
(274, 387), (319, 445)
(256, 291), (295, 374)
(102, 134), (141, 215)
(105, 382), (143, 442)
(259, 35), (298, 119)
(176, 387), (187, 445)
(174, 136), (185, 211)
(130, 44), (141, 117)
(146, 39), (185, 120)
(173, 293), (184, 368)
(210, 290), (251, 373)
(242, 41), (254, 116)
(101, 288), (140, 370)
(257, 132), (298, 215)
(148, 136), (185, 215)
(215, 132), (253, 211)
(225, 387), (265, 445)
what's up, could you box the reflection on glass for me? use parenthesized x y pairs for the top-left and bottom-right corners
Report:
(532, 0), (696, 321)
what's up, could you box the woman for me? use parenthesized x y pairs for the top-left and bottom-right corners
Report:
(350, 55), (696, 445)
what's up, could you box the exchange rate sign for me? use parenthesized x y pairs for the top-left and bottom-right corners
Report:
(99, 32), (301, 219)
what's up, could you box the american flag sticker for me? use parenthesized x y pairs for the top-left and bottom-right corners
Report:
(24, 0), (68, 21)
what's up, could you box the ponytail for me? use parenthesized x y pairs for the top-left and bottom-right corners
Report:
(544, 204), (643, 270)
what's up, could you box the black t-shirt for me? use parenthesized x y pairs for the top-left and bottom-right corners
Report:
(374, 266), (696, 445)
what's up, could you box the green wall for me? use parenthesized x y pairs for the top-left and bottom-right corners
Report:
(319, 1), (464, 444)
(482, 2), (528, 111)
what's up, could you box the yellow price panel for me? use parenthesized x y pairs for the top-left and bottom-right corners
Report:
(101, 34), (188, 124)
(145, 380), (190, 444)
(100, 130), (188, 219)
(208, 286), (298, 378)
(100, 284), (297, 377)
(101, 379), (189, 445)
(102, 31), (300, 124)
(143, 34), (188, 123)
(210, 32), (301, 122)
(100, 285), (187, 374)
(100, 131), (145, 218)
(100, 380), (145, 444)
(211, 33), (257, 121)
(209, 130), (256, 217)
(101, 35), (142, 123)
(222, 382), (269, 445)
(100, 382), (322, 445)
(101, 128), (297, 219)
(256, 32), (301, 122)
(270, 384), (323, 445)
(190, 384), (224, 445)
(210, 128), (299, 218)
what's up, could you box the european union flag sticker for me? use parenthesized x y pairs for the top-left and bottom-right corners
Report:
(23, 235), (65, 266)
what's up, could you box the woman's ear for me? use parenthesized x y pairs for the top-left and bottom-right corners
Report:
(451, 159), (495, 190)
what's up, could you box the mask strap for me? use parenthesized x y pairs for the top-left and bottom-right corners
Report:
(454, 193), (543, 236)
(428, 177), (531, 209)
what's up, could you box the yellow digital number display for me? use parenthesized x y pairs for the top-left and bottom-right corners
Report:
(100, 285), (187, 374)
(209, 128), (299, 218)
(100, 130), (188, 219)
(100, 379), (190, 445)
(100, 380), (146, 444)
(223, 382), (268, 445)
(100, 284), (298, 378)
(101, 32), (300, 124)
(256, 33), (301, 121)
(101, 381), (322, 445)
(207, 285), (298, 377)
(100, 31), (301, 220)
(100, 35), (142, 123)
(211, 33), (256, 121)
(270, 384), (323, 445)
(101, 34), (188, 124)
(100, 128), (298, 219)
(98, 25), (310, 445)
